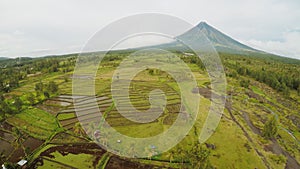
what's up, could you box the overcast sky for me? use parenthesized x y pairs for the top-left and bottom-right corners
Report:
(1, 0), (300, 60)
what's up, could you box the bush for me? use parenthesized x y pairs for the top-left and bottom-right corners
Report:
(270, 154), (286, 164)
(262, 115), (278, 139)
(240, 79), (250, 88)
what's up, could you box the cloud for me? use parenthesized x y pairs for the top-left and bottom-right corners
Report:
(1, 0), (300, 59)
(244, 30), (300, 60)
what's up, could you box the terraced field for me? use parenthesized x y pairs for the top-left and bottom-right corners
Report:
(22, 70), (184, 168)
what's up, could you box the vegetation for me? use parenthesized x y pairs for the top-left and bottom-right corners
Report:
(189, 142), (212, 169)
(263, 115), (278, 139)
(0, 49), (299, 169)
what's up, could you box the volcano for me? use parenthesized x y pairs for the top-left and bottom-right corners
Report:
(176, 22), (260, 54)
(153, 21), (264, 55)
(136, 21), (299, 63)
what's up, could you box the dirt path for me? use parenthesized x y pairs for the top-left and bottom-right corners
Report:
(239, 109), (300, 169)
(265, 138), (300, 169)
(241, 111), (261, 135)
(225, 102), (271, 169)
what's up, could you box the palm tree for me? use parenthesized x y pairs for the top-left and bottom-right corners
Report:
(12, 127), (23, 147)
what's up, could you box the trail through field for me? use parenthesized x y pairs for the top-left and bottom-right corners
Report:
(225, 101), (271, 169)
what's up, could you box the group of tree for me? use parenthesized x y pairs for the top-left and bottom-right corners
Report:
(168, 142), (213, 169)
(0, 56), (76, 95)
(35, 81), (59, 98)
(226, 63), (299, 97)
(0, 95), (24, 119)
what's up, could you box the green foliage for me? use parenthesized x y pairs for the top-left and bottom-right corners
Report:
(227, 69), (238, 78)
(1, 49), (299, 169)
(189, 142), (213, 169)
(35, 81), (44, 94)
(148, 69), (154, 75)
(221, 53), (299, 97)
(0, 55), (75, 95)
(6, 107), (59, 140)
(240, 79), (250, 88)
(262, 115), (278, 139)
(43, 91), (50, 98)
(13, 96), (23, 112)
(47, 81), (58, 94)
(269, 154), (286, 165)
(64, 75), (69, 82)
(35, 81), (59, 98)
(0, 97), (13, 117)
(3, 162), (18, 169)
(27, 92), (35, 105)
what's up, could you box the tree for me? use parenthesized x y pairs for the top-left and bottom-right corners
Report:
(189, 142), (212, 169)
(27, 92), (35, 105)
(0, 99), (13, 117)
(279, 83), (290, 97)
(25, 146), (31, 156)
(262, 115), (278, 139)
(12, 127), (23, 147)
(43, 91), (50, 98)
(240, 79), (250, 88)
(148, 69), (154, 75)
(47, 81), (58, 94)
(0, 102), (6, 119)
(64, 76), (69, 82)
(35, 81), (44, 95)
(13, 96), (22, 112)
